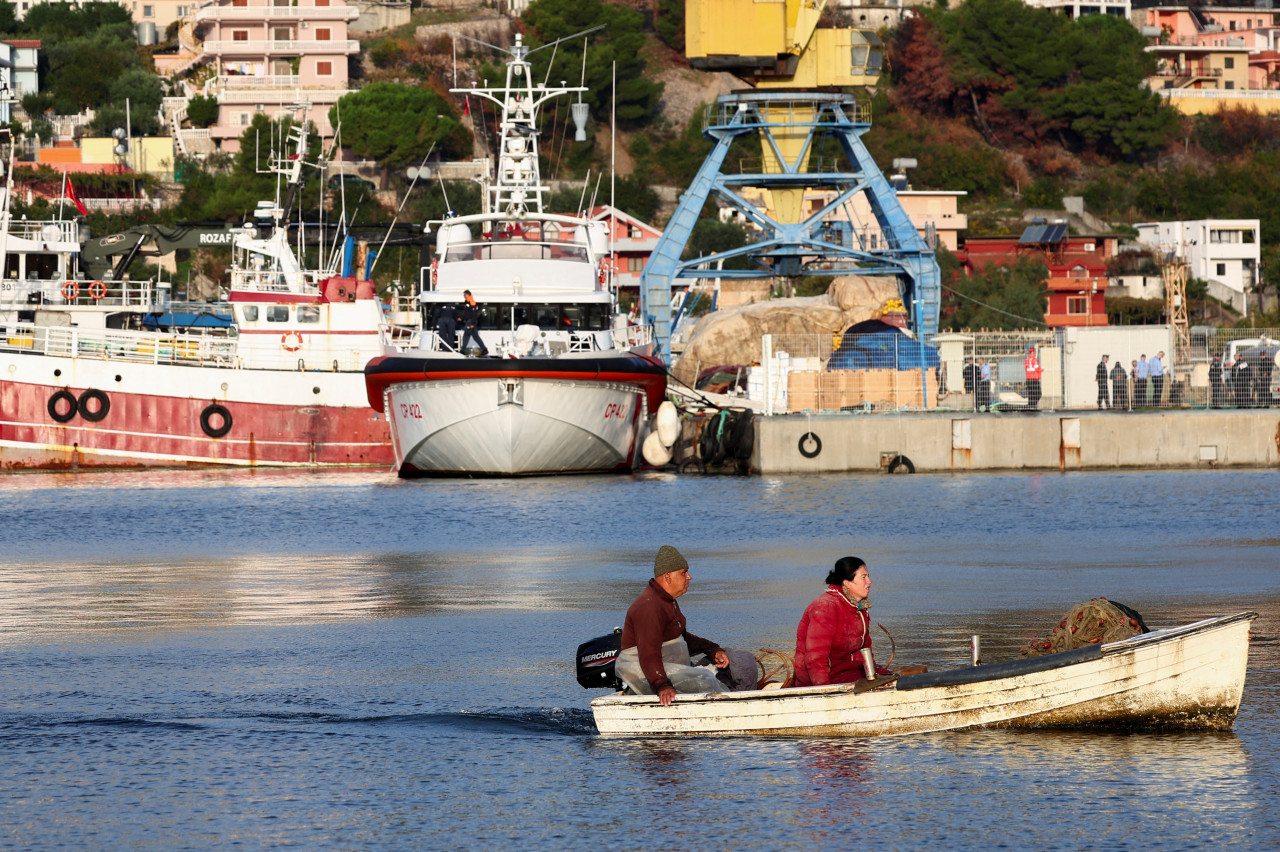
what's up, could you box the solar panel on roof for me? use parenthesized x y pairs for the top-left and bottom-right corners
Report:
(1018, 222), (1068, 245)
(1019, 224), (1045, 244)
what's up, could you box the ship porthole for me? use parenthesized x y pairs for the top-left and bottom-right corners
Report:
(200, 403), (233, 438)
(78, 389), (111, 422)
(48, 389), (78, 423)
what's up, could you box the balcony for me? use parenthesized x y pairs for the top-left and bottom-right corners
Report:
(202, 39), (359, 55)
(196, 5), (357, 23)
(212, 86), (351, 105)
(1046, 275), (1108, 292)
(207, 74), (301, 90)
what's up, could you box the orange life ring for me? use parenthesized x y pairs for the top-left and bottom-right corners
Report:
(281, 331), (303, 352)
(61, 281), (79, 301)
(89, 281), (107, 300)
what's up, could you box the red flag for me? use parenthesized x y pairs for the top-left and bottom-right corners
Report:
(463, 97), (470, 117)
(65, 176), (88, 216)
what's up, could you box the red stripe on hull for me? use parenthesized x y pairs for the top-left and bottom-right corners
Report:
(0, 382), (393, 470)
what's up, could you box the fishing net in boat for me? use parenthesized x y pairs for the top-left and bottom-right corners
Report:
(1020, 597), (1148, 658)
(754, 648), (795, 688)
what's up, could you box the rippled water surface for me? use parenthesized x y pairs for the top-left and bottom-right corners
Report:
(1, 469), (1278, 850)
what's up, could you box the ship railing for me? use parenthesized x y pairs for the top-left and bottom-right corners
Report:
(52, 280), (171, 309)
(1, 322), (239, 366)
(229, 269), (326, 294)
(402, 322), (654, 356)
(610, 322), (654, 350)
(8, 219), (80, 241)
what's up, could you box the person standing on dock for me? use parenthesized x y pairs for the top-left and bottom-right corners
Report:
(614, 546), (757, 706)
(1024, 346), (1042, 410)
(1135, 355), (1149, 407)
(459, 290), (489, 356)
(1111, 358), (1129, 411)
(1232, 354), (1253, 408)
(978, 358), (991, 411)
(1096, 355), (1110, 410)
(1149, 351), (1165, 406)
(1209, 354), (1225, 408)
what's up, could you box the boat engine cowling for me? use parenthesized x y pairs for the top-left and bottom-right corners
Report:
(576, 629), (623, 690)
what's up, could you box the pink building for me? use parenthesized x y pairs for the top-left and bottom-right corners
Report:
(1145, 7), (1280, 42)
(191, 0), (360, 152)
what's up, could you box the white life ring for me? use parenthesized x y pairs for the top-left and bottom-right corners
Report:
(281, 331), (303, 352)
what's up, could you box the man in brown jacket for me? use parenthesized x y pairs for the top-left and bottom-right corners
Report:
(614, 545), (754, 705)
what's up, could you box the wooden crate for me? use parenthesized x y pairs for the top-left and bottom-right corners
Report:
(787, 371), (821, 412)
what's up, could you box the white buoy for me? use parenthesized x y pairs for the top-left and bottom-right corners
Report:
(655, 401), (679, 448)
(642, 431), (672, 467)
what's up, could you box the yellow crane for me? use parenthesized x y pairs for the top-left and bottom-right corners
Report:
(641, 0), (940, 358)
(686, 0), (884, 224)
(686, 0), (883, 90)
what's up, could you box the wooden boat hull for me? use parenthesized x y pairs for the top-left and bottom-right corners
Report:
(591, 612), (1256, 737)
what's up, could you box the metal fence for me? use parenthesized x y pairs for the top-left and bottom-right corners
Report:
(741, 327), (1280, 414)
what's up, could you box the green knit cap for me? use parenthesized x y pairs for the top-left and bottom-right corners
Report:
(654, 545), (688, 578)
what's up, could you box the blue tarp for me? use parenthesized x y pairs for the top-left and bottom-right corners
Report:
(828, 319), (940, 371)
(143, 311), (234, 331)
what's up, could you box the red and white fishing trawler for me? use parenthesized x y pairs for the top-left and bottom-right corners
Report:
(363, 34), (667, 476)
(0, 121), (394, 470)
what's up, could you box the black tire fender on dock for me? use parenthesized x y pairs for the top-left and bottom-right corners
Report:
(48, 389), (78, 423)
(798, 431), (822, 458)
(200, 403), (233, 438)
(78, 389), (111, 422)
(679, 458), (704, 475)
(887, 454), (915, 474)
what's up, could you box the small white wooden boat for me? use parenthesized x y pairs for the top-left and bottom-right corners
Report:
(590, 612), (1256, 737)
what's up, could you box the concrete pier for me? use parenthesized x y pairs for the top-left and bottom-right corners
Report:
(754, 410), (1280, 473)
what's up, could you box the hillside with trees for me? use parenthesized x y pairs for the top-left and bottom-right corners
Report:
(4, 0), (1279, 324)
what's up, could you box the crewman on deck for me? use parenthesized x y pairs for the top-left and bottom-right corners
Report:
(614, 545), (757, 706)
(436, 303), (459, 352)
(459, 290), (489, 356)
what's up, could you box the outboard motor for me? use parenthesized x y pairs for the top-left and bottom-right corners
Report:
(576, 628), (623, 690)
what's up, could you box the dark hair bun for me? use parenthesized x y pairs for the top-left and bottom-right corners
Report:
(826, 556), (865, 585)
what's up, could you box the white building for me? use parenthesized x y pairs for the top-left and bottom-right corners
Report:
(1023, 0), (1131, 19)
(0, 40), (39, 124)
(1134, 219), (1261, 315)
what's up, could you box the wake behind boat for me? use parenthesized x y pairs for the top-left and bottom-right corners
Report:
(584, 612), (1257, 736)
(363, 33), (668, 477)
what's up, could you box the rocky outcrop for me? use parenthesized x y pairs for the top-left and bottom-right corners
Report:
(672, 275), (900, 385)
(415, 14), (510, 47)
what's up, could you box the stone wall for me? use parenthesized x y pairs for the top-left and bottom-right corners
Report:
(754, 409), (1280, 473)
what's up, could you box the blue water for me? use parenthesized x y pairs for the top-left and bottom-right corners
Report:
(2, 469), (1278, 849)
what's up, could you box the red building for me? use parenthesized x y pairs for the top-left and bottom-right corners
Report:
(586, 205), (661, 296)
(958, 222), (1119, 328)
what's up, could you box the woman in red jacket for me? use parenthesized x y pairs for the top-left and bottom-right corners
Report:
(794, 557), (890, 687)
